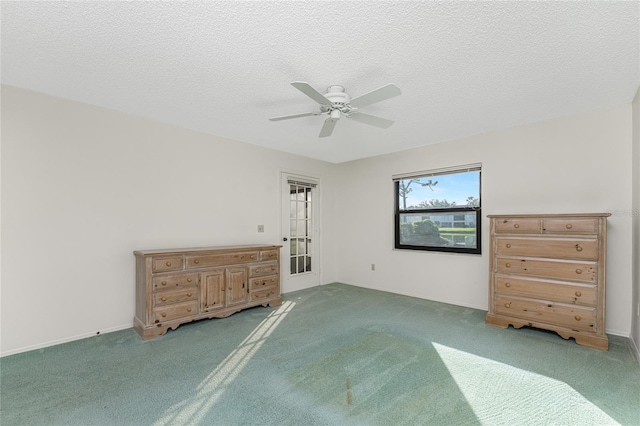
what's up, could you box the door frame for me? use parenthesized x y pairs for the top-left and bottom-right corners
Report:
(279, 169), (322, 293)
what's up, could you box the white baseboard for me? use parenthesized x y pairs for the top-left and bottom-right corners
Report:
(630, 334), (640, 365)
(1, 324), (132, 358)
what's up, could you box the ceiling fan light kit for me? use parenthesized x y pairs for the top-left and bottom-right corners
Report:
(269, 81), (401, 138)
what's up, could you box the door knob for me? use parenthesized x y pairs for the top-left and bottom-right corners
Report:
(283, 237), (288, 241)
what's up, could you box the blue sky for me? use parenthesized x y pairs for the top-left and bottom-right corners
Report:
(402, 171), (480, 208)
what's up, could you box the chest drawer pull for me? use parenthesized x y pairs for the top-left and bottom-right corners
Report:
(506, 263), (511, 268)
(187, 278), (192, 283)
(161, 296), (167, 302)
(576, 269), (582, 274)
(566, 224), (573, 229)
(504, 302), (511, 308)
(505, 282), (511, 287)
(575, 244), (583, 252)
(514, 224), (520, 229)
(187, 307), (192, 312)
(165, 261), (171, 267)
(161, 312), (167, 318)
(194, 259), (200, 264)
(187, 292), (192, 297)
(575, 315), (581, 321)
(161, 281), (167, 286)
(575, 291), (582, 297)
(506, 243), (511, 248)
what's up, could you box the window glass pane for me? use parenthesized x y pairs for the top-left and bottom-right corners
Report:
(398, 171), (480, 211)
(297, 220), (306, 235)
(399, 212), (477, 249)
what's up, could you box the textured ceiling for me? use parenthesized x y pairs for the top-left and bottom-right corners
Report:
(2, 1), (639, 163)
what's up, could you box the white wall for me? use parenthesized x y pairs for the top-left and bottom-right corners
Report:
(335, 106), (634, 336)
(0, 86), (339, 356)
(632, 87), (640, 361)
(2, 85), (636, 356)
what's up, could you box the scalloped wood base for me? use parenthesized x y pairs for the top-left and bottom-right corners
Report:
(486, 313), (608, 351)
(134, 296), (283, 340)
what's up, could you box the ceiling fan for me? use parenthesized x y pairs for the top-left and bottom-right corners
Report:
(269, 82), (401, 137)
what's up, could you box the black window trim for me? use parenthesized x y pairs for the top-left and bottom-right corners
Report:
(393, 165), (482, 255)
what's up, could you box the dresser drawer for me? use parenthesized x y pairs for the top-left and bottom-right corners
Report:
(152, 256), (184, 273)
(260, 249), (279, 261)
(186, 251), (259, 268)
(154, 287), (198, 306)
(542, 218), (598, 234)
(153, 273), (198, 290)
(251, 287), (278, 302)
(494, 218), (541, 233)
(496, 257), (596, 283)
(495, 295), (596, 331)
(495, 275), (596, 306)
(153, 301), (198, 323)
(250, 276), (278, 290)
(495, 237), (598, 260)
(249, 262), (278, 277)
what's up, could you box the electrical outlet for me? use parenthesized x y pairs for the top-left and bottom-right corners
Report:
(257, 225), (264, 233)
(371, 263), (375, 271)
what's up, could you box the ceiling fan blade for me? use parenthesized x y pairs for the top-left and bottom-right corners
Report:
(349, 112), (395, 128)
(319, 117), (338, 138)
(291, 82), (332, 105)
(269, 112), (319, 121)
(349, 83), (401, 108)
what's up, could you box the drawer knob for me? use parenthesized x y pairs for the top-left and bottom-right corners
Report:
(161, 281), (167, 286)
(165, 261), (171, 267)
(161, 297), (167, 302)
(255, 269), (260, 273)
(574, 315), (581, 321)
(194, 259), (200, 264)
(187, 278), (192, 283)
(576, 269), (582, 274)
(575, 244), (583, 252)
(566, 224), (573, 229)
(161, 313), (167, 317)
(575, 291), (582, 297)
(505, 282), (511, 287)
(187, 292), (192, 297)
(506, 243), (511, 248)
(514, 224), (520, 229)
(504, 302), (511, 308)
(187, 307), (192, 312)
(505, 263), (511, 268)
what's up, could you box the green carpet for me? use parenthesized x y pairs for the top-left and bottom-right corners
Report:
(2, 283), (639, 425)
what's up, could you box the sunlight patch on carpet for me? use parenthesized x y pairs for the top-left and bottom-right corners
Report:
(432, 342), (619, 425)
(153, 301), (296, 426)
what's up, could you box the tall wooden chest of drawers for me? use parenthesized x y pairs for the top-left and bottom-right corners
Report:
(134, 245), (282, 340)
(486, 213), (610, 350)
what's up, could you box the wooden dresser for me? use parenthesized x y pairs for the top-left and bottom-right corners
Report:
(134, 245), (282, 340)
(486, 213), (610, 350)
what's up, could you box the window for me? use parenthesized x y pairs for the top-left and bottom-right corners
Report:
(394, 164), (481, 254)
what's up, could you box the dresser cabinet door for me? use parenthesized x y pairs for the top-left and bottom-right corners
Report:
(202, 269), (226, 312)
(226, 267), (249, 307)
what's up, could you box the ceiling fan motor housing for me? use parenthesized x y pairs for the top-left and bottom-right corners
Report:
(325, 85), (350, 104)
